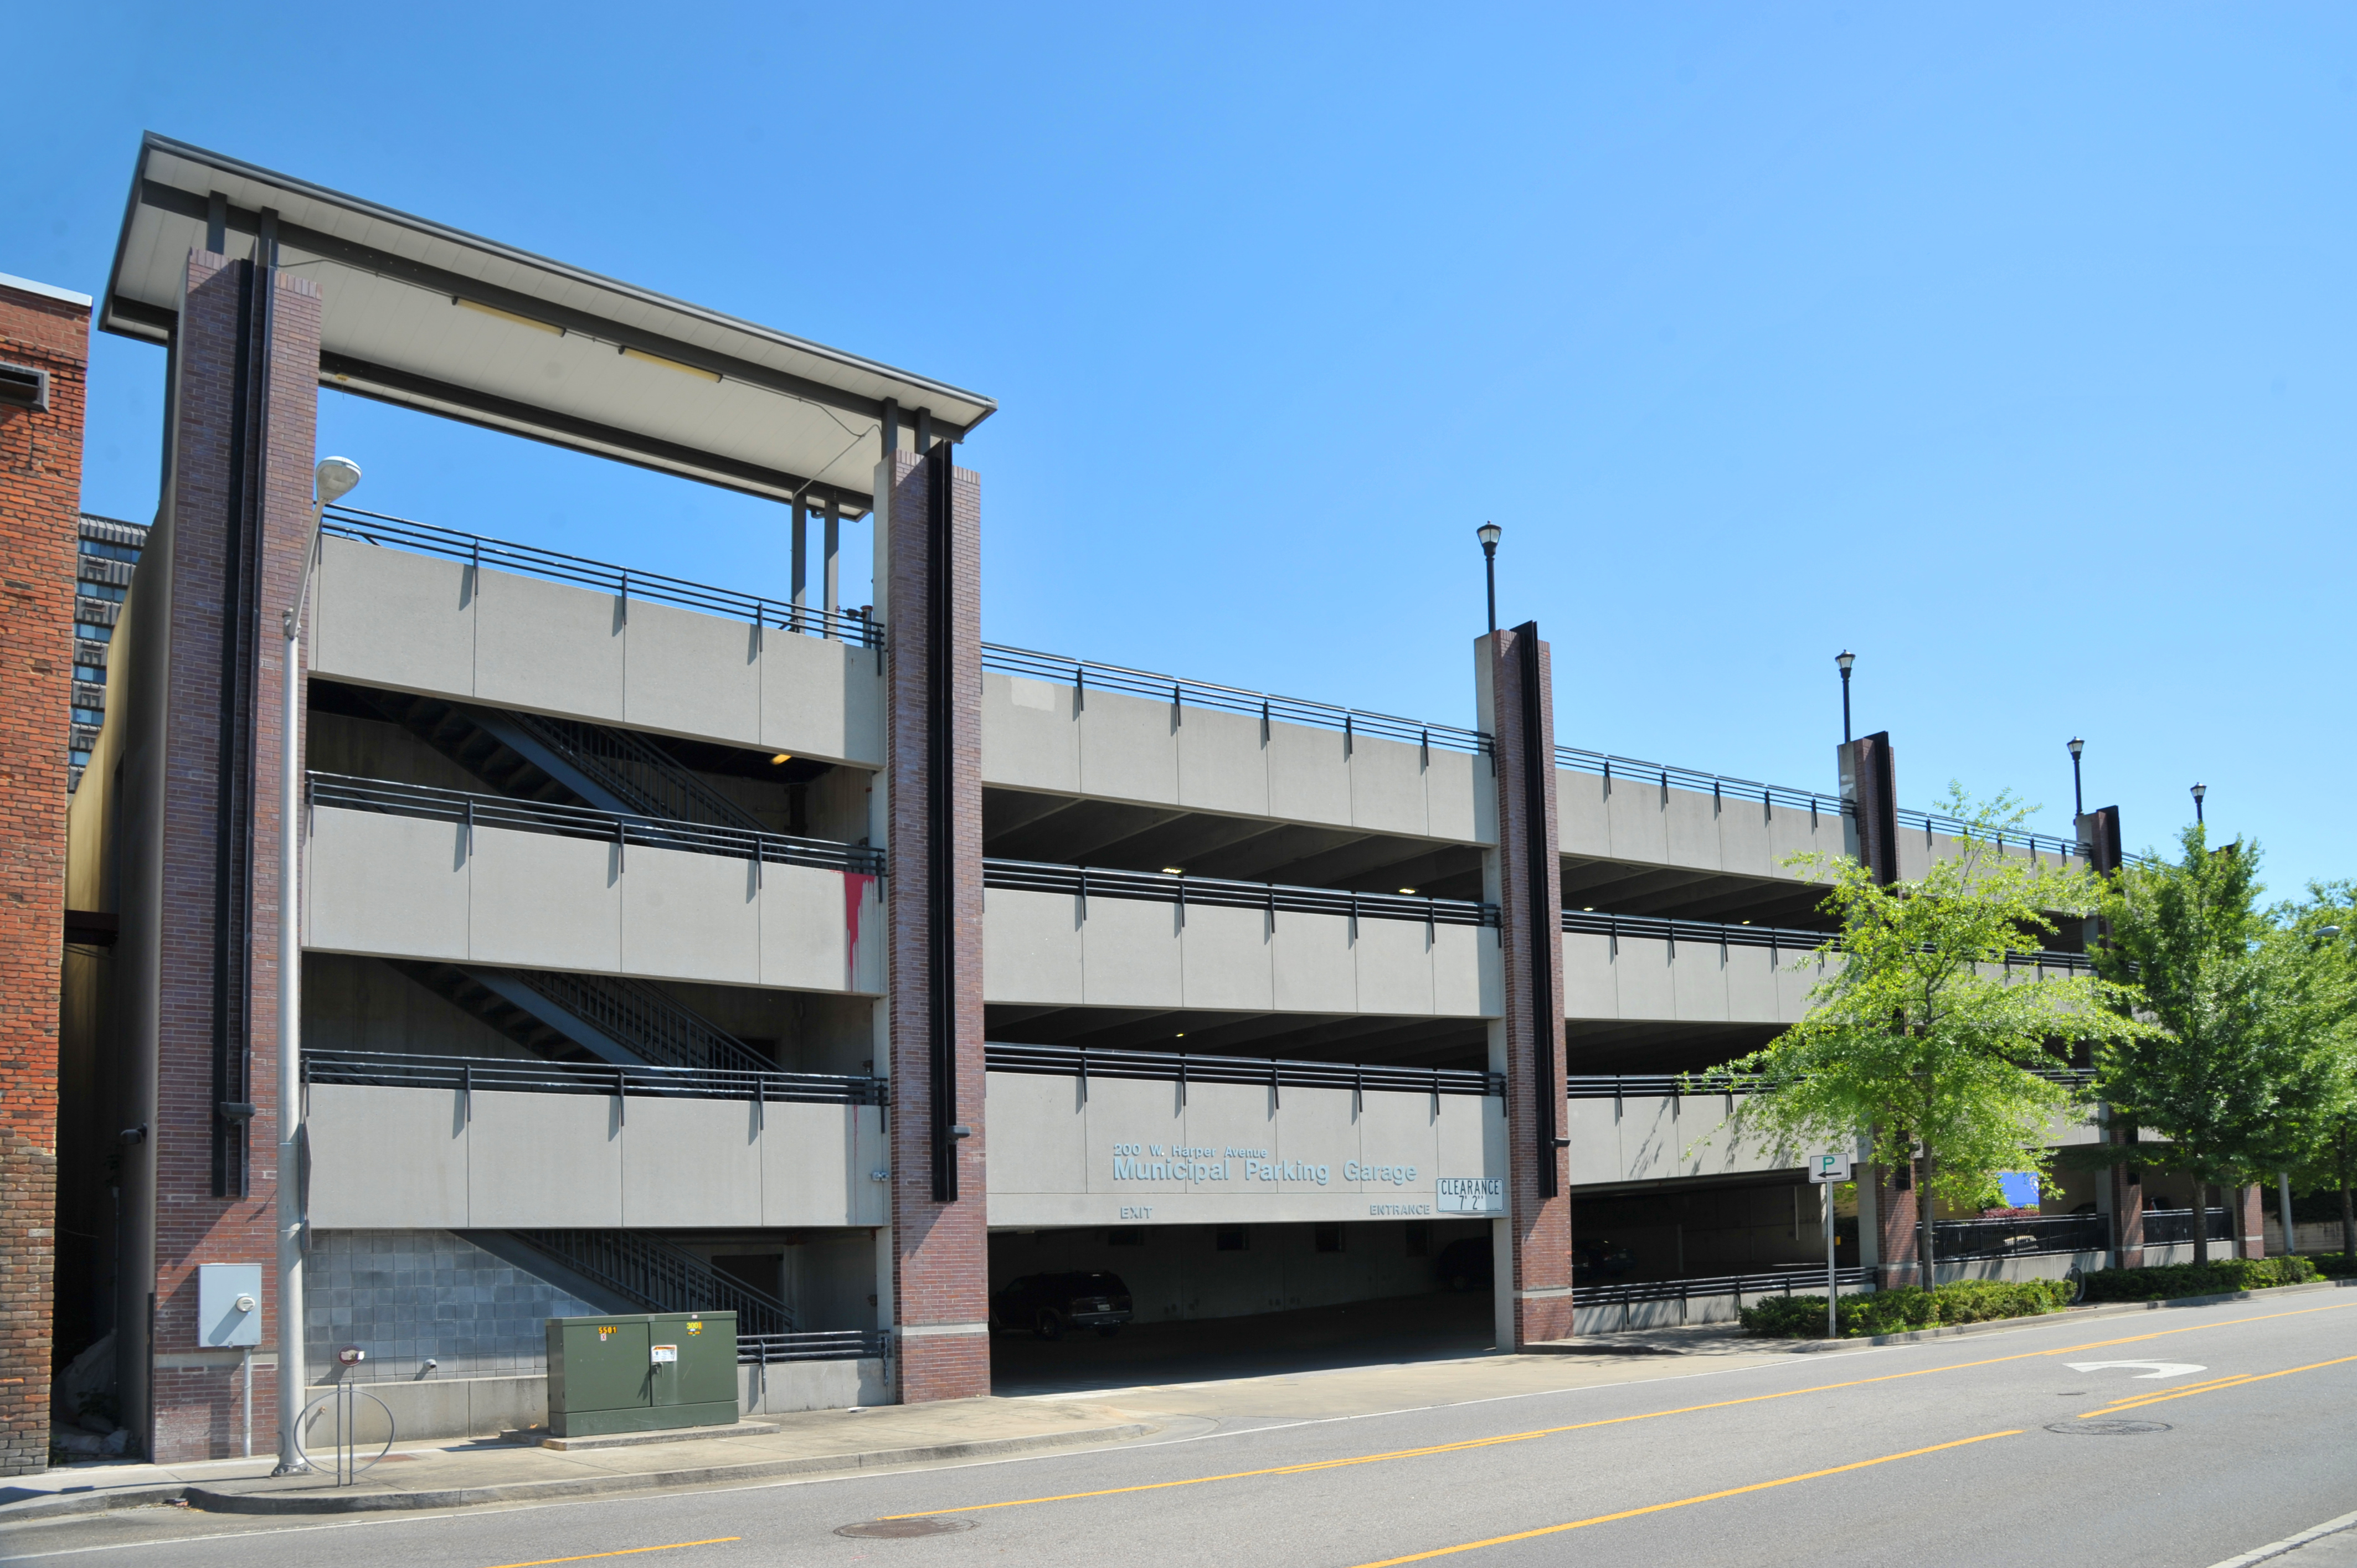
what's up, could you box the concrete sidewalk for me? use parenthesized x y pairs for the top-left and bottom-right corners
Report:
(0, 1397), (1154, 1520)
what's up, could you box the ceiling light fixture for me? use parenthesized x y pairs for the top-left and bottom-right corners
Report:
(452, 295), (563, 335)
(1398, 887), (1416, 894)
(770, 753), (792, 764)
(621, 344), (722, 382)
(1162, 867), (1184, 875)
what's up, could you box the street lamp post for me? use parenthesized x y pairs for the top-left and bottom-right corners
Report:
(2068, 737), (2085, 818)
(1835, 651), (1855, 743)
(1477, 522), (1501, 636)
(2191, 782), (2206, 826)
(276, 456), (361, 1474)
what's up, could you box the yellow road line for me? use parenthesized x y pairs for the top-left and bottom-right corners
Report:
(478, 1540), (740, 1568)
(2081, 1353), (2357, 1417)
(1343, 1431), (2022, 1567)
(880, 1299), (2353, 1520)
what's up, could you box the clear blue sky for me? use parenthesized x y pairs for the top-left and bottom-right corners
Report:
(15, 5), (2354, 896)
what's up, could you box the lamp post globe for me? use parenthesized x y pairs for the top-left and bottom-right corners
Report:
(2191, 782), (2207, 825)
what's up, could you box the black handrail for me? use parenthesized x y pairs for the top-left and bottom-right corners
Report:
(1932, 1214), (2108, 1260)
(323, 507), (879, 646)
(982, 642), (1490, 757)
(307, 772), (885, 876)
(739, 1330), (888, 1365)
(985, 1040), (1500, 1098)
(519, 1230), (794, 1334)
(1561, 906), (2100, 973)
(1572, 1265), (1874, 1308)
(985, 857), (1496, 929)
(303, 1048), (884, 1105)
(1567, 1067), (2099, 1099)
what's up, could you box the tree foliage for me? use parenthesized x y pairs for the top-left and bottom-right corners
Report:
(1722, 788), (2149, 1278)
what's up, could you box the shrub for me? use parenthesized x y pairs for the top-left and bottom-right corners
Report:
(2077, 1256), (2319, 1302)
(2307, 1253), (2357, 1279)
(1738, 1277), (2071, 1339)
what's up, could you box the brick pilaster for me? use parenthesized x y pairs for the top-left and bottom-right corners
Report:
(1488, 625), (1571, 1345)
(1874, 1162), (1920, 1288)
(883, 448), (987, 1401)
(0, 277), (89, 1473)
(146, 252), (318, 1460)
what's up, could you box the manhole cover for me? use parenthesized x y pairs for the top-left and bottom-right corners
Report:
(835, 1518), (978, 1539)
(2046, 1420), (2173, 1435)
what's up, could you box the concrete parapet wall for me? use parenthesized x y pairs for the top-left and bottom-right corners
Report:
(1558, 771), (1846, 880)
(983, 888), (1499, 1018)
(302, 808), (881, 994)
(305, 1085), (888, 1230)
(309, 537), (883, 767)
(982, 674), (1494, 844)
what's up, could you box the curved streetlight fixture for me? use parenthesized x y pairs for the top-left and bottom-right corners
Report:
(1835, 651), (1856, 743)
(276, 456), (361, 1476)
(2067, 737), (2086, 818)
(1477, 522), (1501, 636)
(2191, 782), (2207, 826)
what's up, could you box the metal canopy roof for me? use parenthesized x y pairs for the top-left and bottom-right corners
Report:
(101, 134), (995, 514)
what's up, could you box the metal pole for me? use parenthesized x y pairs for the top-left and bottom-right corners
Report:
(1840, 668), (1851, 744)
(1482, 544), (1497, 634)
(790, 496), (807, 632)
(1824, 1182), (1836, 1339)
(274, 499), (326, 1476)
(823, 493), (841, 635)
(2279, 1171), (2297, 1256)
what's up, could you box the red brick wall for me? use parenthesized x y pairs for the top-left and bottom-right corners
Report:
(1489, 627), (1572, 1346)
(1873, 1163), (1919, 1287)
(883, 450), (989, 1402)
(0, 278), (89, 1473)
(147, 254), (318, 1460)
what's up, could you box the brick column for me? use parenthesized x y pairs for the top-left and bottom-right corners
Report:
(1873, 1163), (1921, 1288)
(2235, 1184), (2266, 1261)
(882, 445), (987, 1401)
(1485, 623), (1571, 1345)
(2111, 1131), (2145, 1270)
(145, 252), (320, 1461)
(0, 276), (90, 1473)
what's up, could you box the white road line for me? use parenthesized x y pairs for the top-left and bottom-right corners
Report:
(2204, 1508), (2357, 1568)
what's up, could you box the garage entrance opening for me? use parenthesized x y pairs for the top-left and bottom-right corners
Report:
(988, 1219), (1495, 1395)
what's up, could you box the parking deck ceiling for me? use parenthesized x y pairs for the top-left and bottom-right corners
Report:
(985, 1005), (1489, 1070)
(102, 135), (994, 510)
(984, 790), (1486, 902)
(1560, 856), (1834, 929)
(1563, 1019), (1783, 1076)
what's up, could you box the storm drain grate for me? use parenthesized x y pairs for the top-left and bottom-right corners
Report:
(836, 1518), (978, 1538)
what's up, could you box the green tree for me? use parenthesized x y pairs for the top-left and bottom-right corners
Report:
(2270, 883), (2357, 1259)
(2091, 829), (2346, 1265)
(1722, 788), (2148, 1286)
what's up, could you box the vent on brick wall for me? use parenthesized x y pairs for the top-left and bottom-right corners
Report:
(0, 362), (48, 412)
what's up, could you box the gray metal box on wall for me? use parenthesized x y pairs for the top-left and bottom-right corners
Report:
(197, 1263), (263, 1348)
(545, 1312), (738, 1437)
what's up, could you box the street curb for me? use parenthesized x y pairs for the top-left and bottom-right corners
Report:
(0, 1484), (192, 1524)
(2204, 1506), (2357, 1568)
(178, 1422), (1157, 1515)
(1793, 1275), (2357, 1349)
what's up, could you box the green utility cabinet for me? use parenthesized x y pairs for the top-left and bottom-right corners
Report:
(545, 1312), (739, 1437)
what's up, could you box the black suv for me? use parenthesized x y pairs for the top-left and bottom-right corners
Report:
(990, 1271), (1134, 1340)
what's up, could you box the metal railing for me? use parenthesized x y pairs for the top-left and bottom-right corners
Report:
(505, 709), (764, 833)
(323, 506), (878, 646)
(1567, 1067), (2100, 1101)
(986, 1041), (1500, 1099)
(516, 1230), (794, 1335)
(302, 1048), (884, 1106)
(982, 642), (1490, 757)
(1561, 906), (2099, 974)
(739, 1330), (888, 1366)
(1933, 1213), (2109, 1260)
(511, 969), (771, 1075)
(1573, 1265), (1874, 1311)
(985, 857), (1495, 930)
(2139, 1207), (2236, 1247)
(308, 772), (885, 875)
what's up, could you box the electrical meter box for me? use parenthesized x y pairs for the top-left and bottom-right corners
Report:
(545, 1312), (738, 1437)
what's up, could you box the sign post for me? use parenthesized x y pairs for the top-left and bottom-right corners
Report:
(1808, 1153), (1852, 1338)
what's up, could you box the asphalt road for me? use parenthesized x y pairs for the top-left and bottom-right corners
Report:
(13, 1295), (2357, 1568)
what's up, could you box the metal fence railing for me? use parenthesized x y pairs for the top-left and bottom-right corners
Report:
(1573, 1266), (1875, 1318)
(739, 1330), (889, 1366)
(307, 772), (886, 876)
(985, 858), (1496, 930)
(1561, 906), (2100, 975)
(302, 1049), (885, 1107)
(981, 643), (1490, 758)
(985, 1041), (1500, 1100)
(1567, 1067), (2100, 1103)
(505, 709), (764, 833)
(510, 969), (770, 1076)
(1932, 1213), (2109, 1260)
(2140, 1207), (2236, 1247)
(322, 507), (879, 646)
